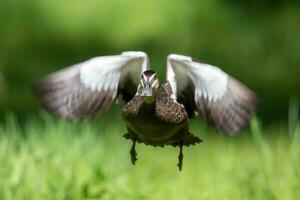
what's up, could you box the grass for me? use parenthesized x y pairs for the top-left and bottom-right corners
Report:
(0, 112), (299, 200)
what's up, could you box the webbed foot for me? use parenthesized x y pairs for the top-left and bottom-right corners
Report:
(177, 141), (184, 171)
(130, 140), (137, 165)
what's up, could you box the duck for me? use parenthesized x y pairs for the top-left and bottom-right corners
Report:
(35, 51), (258, 171)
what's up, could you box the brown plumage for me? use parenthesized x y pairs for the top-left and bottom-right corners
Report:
(123, 82), (200, 146)
(122, 81), (201, 170)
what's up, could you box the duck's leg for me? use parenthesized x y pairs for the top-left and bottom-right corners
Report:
(177, 141), (184, 171)
(130, 139), (137, 165)
(123, 129), (138, 165)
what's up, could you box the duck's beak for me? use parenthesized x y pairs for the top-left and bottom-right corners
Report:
(141, 82), (152, 97)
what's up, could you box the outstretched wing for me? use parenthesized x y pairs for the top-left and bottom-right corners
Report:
(166, 54), (258, 135)
(35, 51), (148, 120)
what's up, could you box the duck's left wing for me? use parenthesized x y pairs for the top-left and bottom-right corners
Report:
(35, 51), (148, 120)
(166, 54), (258, 135)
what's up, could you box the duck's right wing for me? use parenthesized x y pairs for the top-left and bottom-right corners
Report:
(166, 54), (258, 135)
(35, 51), (149, 120)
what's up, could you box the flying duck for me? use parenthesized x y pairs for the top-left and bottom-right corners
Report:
(35, 51), (258, 171)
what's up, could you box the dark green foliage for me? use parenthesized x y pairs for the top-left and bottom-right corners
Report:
(0, 0), (299, 123)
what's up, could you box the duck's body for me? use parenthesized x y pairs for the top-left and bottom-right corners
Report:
(122, 82), (200, 147)
(35, 51), (258, 171)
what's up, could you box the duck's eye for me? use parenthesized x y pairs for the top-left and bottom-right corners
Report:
(141, 73), (147, 80)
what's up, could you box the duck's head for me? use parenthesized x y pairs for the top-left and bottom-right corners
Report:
(139, 70), (159, 104)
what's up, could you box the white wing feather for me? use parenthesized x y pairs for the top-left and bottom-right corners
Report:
(80, 51), (148, 94)
(167, 54), (228, 102)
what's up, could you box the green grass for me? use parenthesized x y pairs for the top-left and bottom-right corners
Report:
(0, 113), (299, 200)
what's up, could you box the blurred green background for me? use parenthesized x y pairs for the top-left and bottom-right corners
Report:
(0, 0), (299, 123)
(1, 1), (300, 199)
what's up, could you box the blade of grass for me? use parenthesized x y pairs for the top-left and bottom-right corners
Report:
(250, 117), (278, 199)
(289, 97), (299, 140)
